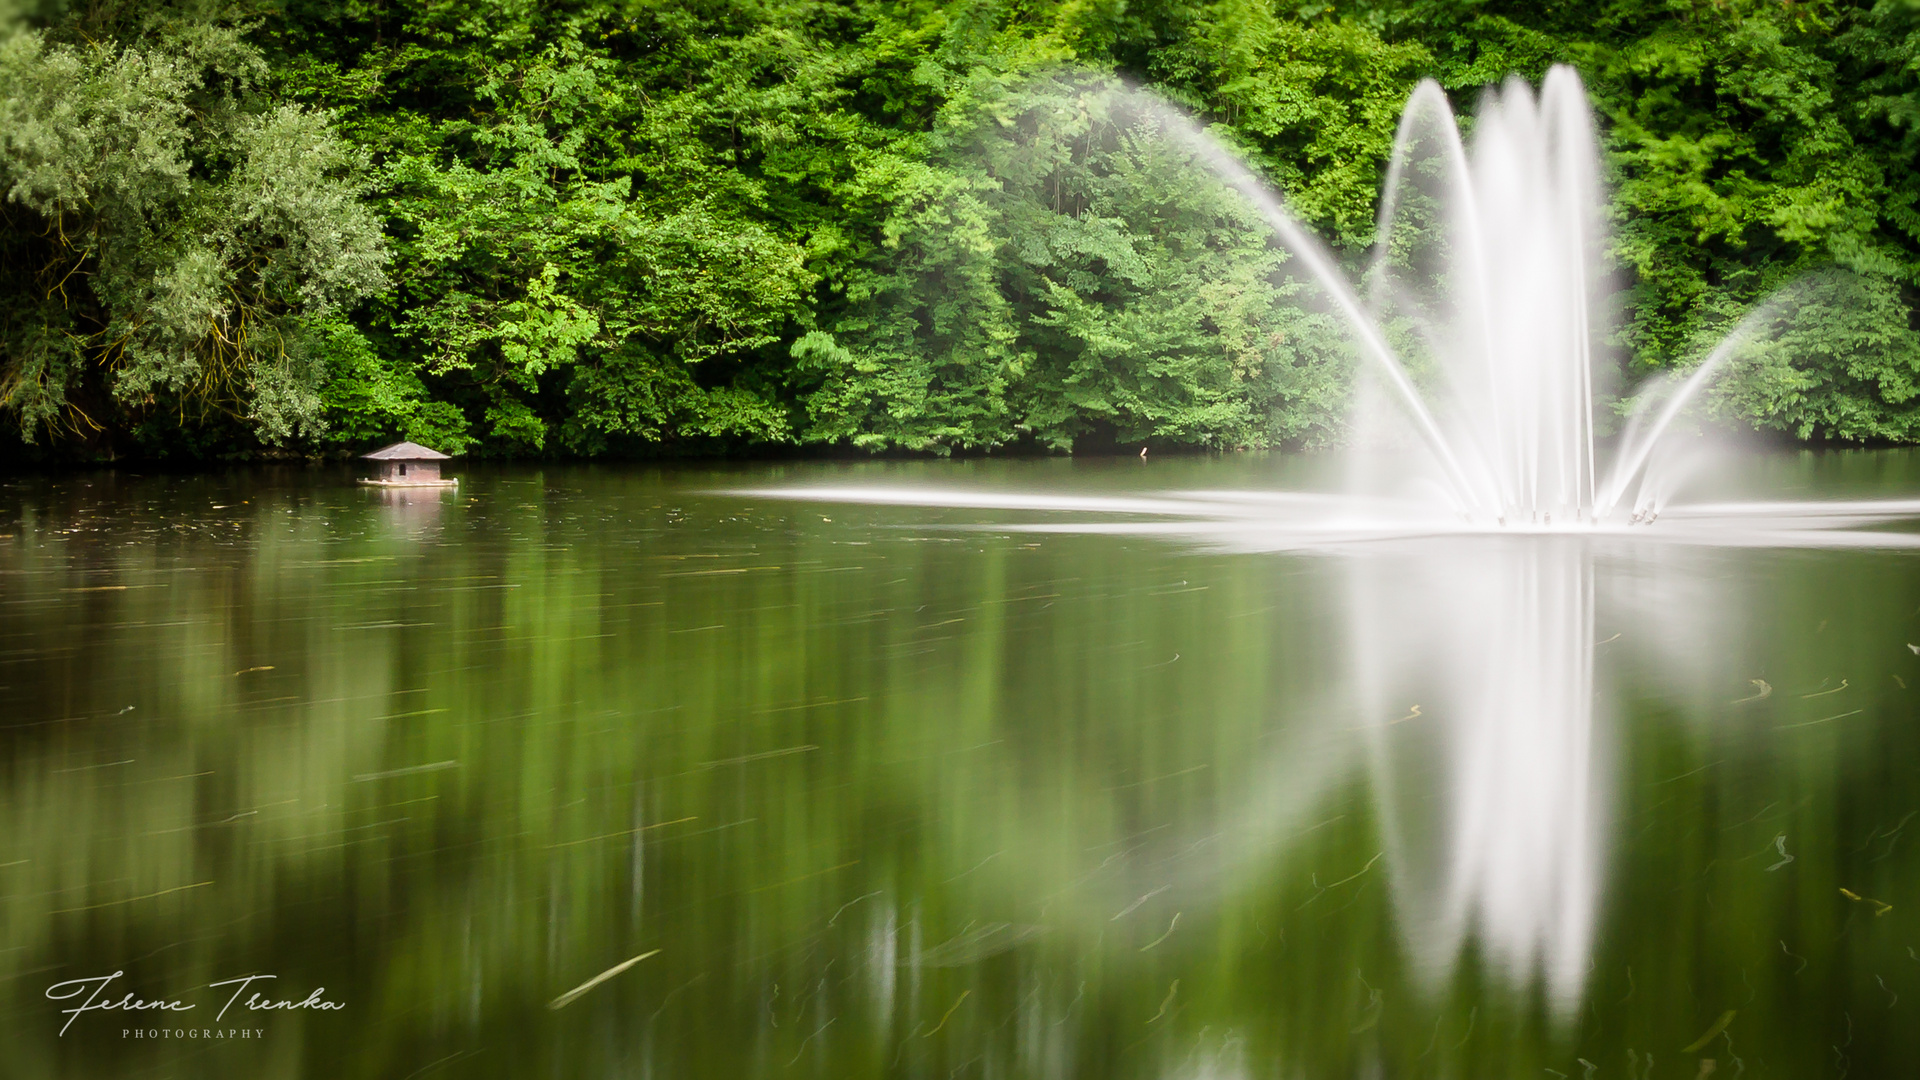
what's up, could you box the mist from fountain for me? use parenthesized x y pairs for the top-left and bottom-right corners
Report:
(733, 67), (1920, 1021)
(1167, 65), (1787, 529)
(758, 67), (1920, 550)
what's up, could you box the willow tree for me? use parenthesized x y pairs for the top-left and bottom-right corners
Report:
(0, 21), (386, 450)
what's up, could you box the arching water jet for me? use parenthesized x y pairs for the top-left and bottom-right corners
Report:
(732, 66), (1920, 1024)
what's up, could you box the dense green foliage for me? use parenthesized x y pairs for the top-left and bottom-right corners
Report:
(0, 14), (386, 453)
(6, 0), (1920, 459)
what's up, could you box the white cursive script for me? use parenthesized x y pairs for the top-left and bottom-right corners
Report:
(45, 973), (193, 1036)
(48, 972), (346, 1034)
(208, 975), (344, 1021)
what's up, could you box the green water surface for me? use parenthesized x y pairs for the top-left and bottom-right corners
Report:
(4, 455), (1920, 1078)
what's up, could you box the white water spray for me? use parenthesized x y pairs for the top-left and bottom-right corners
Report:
(733, 66), (1920, 1022)
(1222, 66), (1722, 525)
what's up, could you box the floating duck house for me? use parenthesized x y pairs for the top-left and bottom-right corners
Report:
(359, 441), (458, 488)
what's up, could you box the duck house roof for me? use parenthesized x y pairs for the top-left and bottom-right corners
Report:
(362, 441), (452, 461)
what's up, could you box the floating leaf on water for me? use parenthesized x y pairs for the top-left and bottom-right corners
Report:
(922, 990), (970, 1036)
(547, 949), (661, 1010)
(1800, 679), (1849, 699)
(1839, 887), (1893, 915)
(1681, 1009), (1735, 1053)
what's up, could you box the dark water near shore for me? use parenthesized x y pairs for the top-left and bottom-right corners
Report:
(6, 454), (1920, 1078)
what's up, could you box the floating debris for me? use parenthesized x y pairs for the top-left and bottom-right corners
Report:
(826, 890), (881, 927)
(922, 990), (970, 1036)
(1148, 980), (1179, 1025)
(913, 923), (1046, 967)
(941, 851), (1004, 884)
(353, 760), (459, 782)
(1840, 888), (1893, 916)
(1776, 709), (1863, 731)
(1139, 912), (1181, 952)
(546, 816), (697, 850)
(1682, 1010), (1736, 1052)
(1113, 884), (1172, 921)
(1454, 1006), (1476, 1049)
(547, 949), (661, 1010)
(1781, 941), (1808, 975)
(698, 745), (817, 769)
(1349, 973), (1383, 1034)
(51, 880), (215, 915)
(786, 1017), (836, 1066)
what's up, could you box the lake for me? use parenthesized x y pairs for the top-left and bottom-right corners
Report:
(5, 453), (1920, 1077)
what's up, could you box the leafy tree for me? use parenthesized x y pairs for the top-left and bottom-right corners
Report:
(804, 66), (1354, 451)
(9, 0), (1920, 459)
(0, 18), (386, 450)
(1338, 0), (1920, 443)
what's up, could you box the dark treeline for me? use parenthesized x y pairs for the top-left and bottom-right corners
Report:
(4, 0), (1920, 462)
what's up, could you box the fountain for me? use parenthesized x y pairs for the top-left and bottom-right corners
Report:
(748, 63), (1920, 549)
(734, 67), (1920, 1019)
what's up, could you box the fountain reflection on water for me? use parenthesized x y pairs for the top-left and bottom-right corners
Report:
(1351, 541), (1602, 1015)
(741, 67), (1920, 1017)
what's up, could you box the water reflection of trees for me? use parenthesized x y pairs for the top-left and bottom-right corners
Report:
(3, 472), (1919, 1076)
